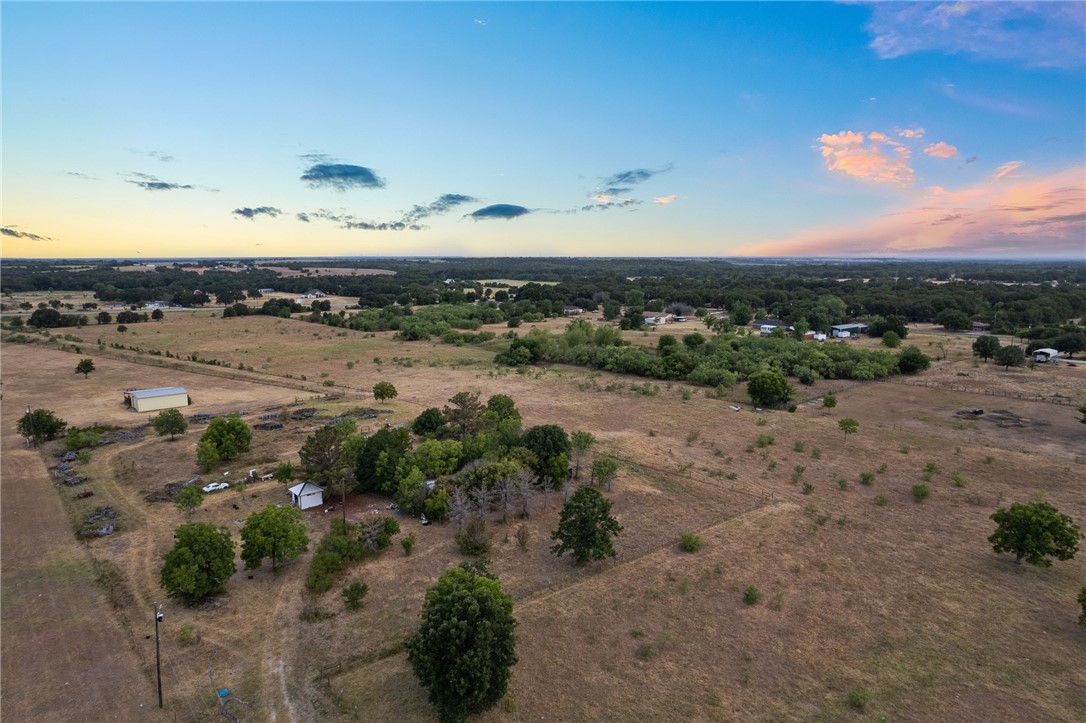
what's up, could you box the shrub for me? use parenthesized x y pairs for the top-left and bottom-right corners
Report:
(678, 533), (704, 552)
(874, 495), (888, 506)
(952, 473), (966, 487)
(306, 551), (345, 594)
(515, 524), (530, 551)
(64, 427), (102, 451)
(911, 484), (930, 503)
(743, 586), (761, 605)
(342, 581), (369, 610)
(755, 434), (775, 448)
(456, 518), (490, 556)
(837, 479), (848, 491)
(802, 482), (814, 495)
(177, 624), (198, 646)
(793, 441), (805, 452)
(401, 532), (416, 556)
(859, 472), (875, 486)
(811, 448), (821, 460)
(846, 688), (870, 711)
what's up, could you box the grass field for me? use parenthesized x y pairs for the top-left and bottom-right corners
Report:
(2, 313), (1084, 721)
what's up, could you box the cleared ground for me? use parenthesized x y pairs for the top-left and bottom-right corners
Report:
(2, 316), (1084, 721)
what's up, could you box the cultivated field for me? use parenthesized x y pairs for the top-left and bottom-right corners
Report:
(2, 314), (1084, 721)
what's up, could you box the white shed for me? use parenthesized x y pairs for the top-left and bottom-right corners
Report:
(1032, 348), (1060, 363)
(124, 387), (189, 413)
(288, 482), (324, 510)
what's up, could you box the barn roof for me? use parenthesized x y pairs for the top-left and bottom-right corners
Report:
(127, 387), (187, 399)
(288, 482), (323, 495)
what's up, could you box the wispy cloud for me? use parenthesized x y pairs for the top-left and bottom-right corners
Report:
(940, 82), (1037, 117)
(994, 161), (1022, 180)
(232, 206), (282, 220)
(468, 204), (531, 221)
(866, 2), (1086, 69)
(598, 166), (671, 196)
(129, 148), (175, 162)
(1, 226), (52, 241)
(653, 194), (679, 205)
(300, 159), (385, 191)
(401, 193), (478, 223)
(126, 173), (194, 191)
(295, 192), (476, 230)
(923, 141), (959, 159)
(296, 212), (311, 223)
(899, 128), (925, 139)
(817, 130), (914, 187)
(738, 167), (1086, 257)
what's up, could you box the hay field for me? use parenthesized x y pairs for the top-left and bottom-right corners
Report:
(2, 316), (1085, 722)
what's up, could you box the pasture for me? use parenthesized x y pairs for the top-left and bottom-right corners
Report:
(2, 313), (1084, 721)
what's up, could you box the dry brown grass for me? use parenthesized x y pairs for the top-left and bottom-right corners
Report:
(3, 317), (1085, 721)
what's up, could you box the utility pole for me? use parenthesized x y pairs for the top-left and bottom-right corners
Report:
(154, 603), (164, 708)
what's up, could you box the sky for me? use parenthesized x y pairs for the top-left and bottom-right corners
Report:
(2, 1), (1084, 260)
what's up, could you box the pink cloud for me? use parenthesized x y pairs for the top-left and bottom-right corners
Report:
(923, 141), (959, 159)
(590, 193), (613, 204)
(818, 130), (914, 187)
(653, 194), (678, 205)
(737, 167), (1086, 257)
(994, 161), (1023, 179)
(899, 128), (925, 139)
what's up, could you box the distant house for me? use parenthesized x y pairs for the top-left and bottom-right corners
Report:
(563, 306), (584, 315)
(124, 387), (189, 413)
(287, 482), (324, 510)
(831, 323), (869, 338)
(144, 300), (170, 310)
(257, 287), (275, 294)
(971, 321), (992, 332)
(642, 311), (674, 325)
(299, 289), (326, 299)
(1032, 348), (1061, 363)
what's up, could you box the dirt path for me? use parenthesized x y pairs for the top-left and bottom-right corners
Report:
(1, 421), (159, 719)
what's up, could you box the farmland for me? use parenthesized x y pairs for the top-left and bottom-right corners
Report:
(2, 275), (1085, 722)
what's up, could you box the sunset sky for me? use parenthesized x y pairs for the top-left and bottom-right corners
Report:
(3, 2), (1084, 259)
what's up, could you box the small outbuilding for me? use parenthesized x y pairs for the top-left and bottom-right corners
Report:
(1032, 348), (1061, 363)
(288, 482), (324, 510)
(831, 323), (869, 338)
(124, 386), (189, 413)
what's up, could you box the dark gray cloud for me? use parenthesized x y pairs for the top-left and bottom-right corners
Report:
(402, 193), (478, 223)
(296, 212), (311, 222)
(127, 173), (194, 191)
(599, 165), (671, 195)
(964, 156), (979, 164)
(468, 204), (531, 221)
(2, 226), (52, 241)
(233, 206), (282, 220)
(301, 163), (385, 191)
(579, 198), (642, 212)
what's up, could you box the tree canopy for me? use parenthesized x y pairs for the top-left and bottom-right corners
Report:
(746, 368), (792, 407)
(972, 335), (1001, 362)
(995, 345), (1025, 370)
(988, 501), (1081, 567)
(373, 381), (398, 402)
(406, 564), (517, 723)
(197, 414), (251, 469)
(160, 523), (236, 606)
(240, 503), (309, 572)
(153, 408), (188, 439)
(75, 358), (96, 378)
(551, 485), (623, 565)
(17, 408), (67, 445)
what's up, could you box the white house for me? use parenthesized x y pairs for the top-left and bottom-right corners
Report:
(642, 311), (674, 325)
(287, 482), (324, 510)
(124, 387), (189, 413)
(1032, 348), (1061, 363)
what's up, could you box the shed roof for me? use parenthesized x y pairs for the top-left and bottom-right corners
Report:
(288, 482), (324, 495)
(1033, 348), (1059, 356)
(831, 323), (869, 331)
(127, 387), (187, 399)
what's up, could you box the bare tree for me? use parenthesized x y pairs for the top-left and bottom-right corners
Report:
(513, 472), (536, 520)
(448, 487), (473, 533)
(494, 478), (519, 524)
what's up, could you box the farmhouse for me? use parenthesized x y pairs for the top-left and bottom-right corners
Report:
(299, 289), (326, 299)
(123, 387), (189, 413)
(287, 482), (324, 510)
(563, 306), (584, 315)
(257, 287), (275, 294)
(1032, 348), (1061, 363)
(831, 323), (869, 338)
(642, 311), (674, 325)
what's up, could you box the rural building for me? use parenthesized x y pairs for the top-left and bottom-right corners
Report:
(1032, 348), (1061, 363)
(831, 323), (869, 338)
(563, 306), (584, 315)
(971, 321), (992, 332)
(287, 482), (324, 510)
(642, 311), (674, 325)
(257, 287), (275, 293)
(124, 387), (189, 413)
(299, 289), (326, 299)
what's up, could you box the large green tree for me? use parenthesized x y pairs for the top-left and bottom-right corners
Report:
(372, 381), (398, 402)
(972, 335), (1001, 362)
(897, 346), (931, 374)
(746, 368), (792, 407)
(355, 427), (412, 493)
(406, 564), (517, 723)
(197, 414), (251, 467)
(551, 485), (623, 566)
(174, 485), (204, 517)
(75, 358), (96, 378)
(521, 424), (571, 483)
(153, 408), (188, 439)
(240, 503), (309, 572)
(988, 501), (1081, 567)
(995, 345), (1025, 370)
(17, 408), (67, 445)
(160, 523), (236, 606)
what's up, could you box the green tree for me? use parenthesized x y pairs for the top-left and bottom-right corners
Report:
(75, 358), (96, 378)
(729, 301), (753, 327)
(160, 523), (236, 606)
(273, 460), (296, 483)
(174, 485), (204, 517)
(881, 331), (901, 348)
(412, 407), (445, 437)
(838, 417), (859, 442)
(17, 408), (67, 445)
(521, 424), (571, 482)
(602, 300), (621, 320)
(443, 391), (486, 437)
(570, 430), (595, 478)
(1052, 332), (1086, 357)
(935, 309), (970, 331)
(355, 427), (412, 493)
(373, 381), (398, 402)
(152, 408), (188, 439)
(1078, 586), (1086, 628)
(96, 310), (112, 325)
(196, 439), (220, 471)
(988, 501), (1081, 567)
(411, 439), (463, 478)
(995, 345), (1025, 370)
(972, 335), (1001, 362)
(406, 564), (518, 723)
(240, 503), (309, 572)
(822, 392), (838, 409)
(551, 485), (623, 566)
(483, 394), (521, 428)
(897, 346), (931, 374)
(151, 308), (164, 321)
(746, 368), (793, 407)
(299, 420), (356, 517)
(198, 414), (251, 467)
(590, 456), (618, 491)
